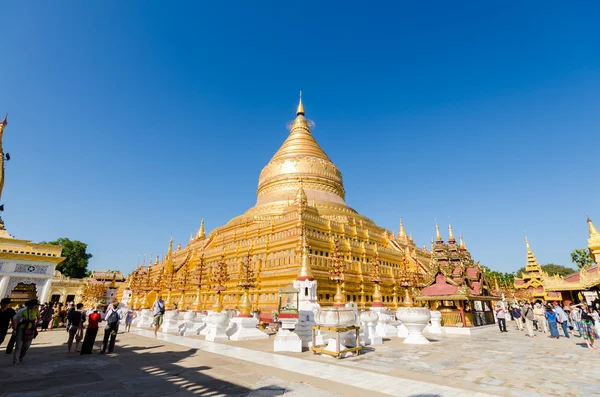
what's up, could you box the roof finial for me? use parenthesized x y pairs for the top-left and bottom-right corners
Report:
(197, 219), (206, 239)
(297, 227), (313, 280)
(459, 235), (466, 249)
(435, 221), (442, 241)
(168, 237), (173, 256)
(296, 91), (305, 116)
(525, 236), (531, 251)
(398, 219), (407, 239)
(448, 224), (455, 241)
(588, 216), (599, 236)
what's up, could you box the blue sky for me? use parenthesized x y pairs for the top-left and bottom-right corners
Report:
(1, 2), (598, 274)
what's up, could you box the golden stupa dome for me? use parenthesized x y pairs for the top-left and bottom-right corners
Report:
(247, 93), (358, 218)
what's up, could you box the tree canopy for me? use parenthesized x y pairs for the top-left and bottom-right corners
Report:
(480, 265), (514, 289)
(571, 249), (594, 269)
(42, 238), (92, 278)
(515, 263), (576, 278)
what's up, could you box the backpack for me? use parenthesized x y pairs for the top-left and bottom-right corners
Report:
(106, 309), (120, 326)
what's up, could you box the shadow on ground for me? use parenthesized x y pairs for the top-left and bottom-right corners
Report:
(0, 331), (284, 397)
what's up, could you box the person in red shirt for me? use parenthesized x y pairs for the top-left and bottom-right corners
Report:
(80, 305), (102, 355)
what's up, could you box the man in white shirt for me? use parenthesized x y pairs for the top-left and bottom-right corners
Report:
(100, 301), (122, 354)
(553, 302), (570, 338)
(152, 296), (165, 337)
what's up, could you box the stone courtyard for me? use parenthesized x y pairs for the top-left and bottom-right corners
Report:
(0, 324), (598, 397)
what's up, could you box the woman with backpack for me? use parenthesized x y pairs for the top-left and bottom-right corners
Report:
(100, 301), (122, 354)
(13, 300), (40, 365)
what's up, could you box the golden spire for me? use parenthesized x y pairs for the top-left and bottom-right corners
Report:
(435, 223), (442, 241)
(295, 185), (308, 206)
(167, 237), (173, 256)
(448, 224), (455, 241)
(524, 237), (542, 273)
(459, 235), (466, 249)
(189, 232), (193, 242)
(154, 255), (159, 265)
(0, 113), (7, 138)
(525, 236), (531, 252)
(296, 91), (305, 116)
(176, 242), (181, 251)
(297, 228), (313, 280)
(398, 219), (407, 239)
(197, 219), (206, 239)
(588, 216), (599, 236)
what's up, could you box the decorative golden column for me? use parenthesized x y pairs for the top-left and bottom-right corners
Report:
(177, 250), (193, 311)
(329, 236), (346, 307)
(370, 246), (383, 307)
(398, 257), (415, 307)
(210, 247), (229, 313)
(237, 245), (256, 317)
(192, 252), (205, 312)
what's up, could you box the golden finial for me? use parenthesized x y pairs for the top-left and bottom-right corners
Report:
(295, 185), (308, 206)
(448, 224), (455, 241)
(435, 223), (442, 241)
(409, 232), (413, 241)
(168, 237), (173, 256)
(154, 255), (159, 265)
(176, 242), (181, 251)
(189, 232), (193, 242)
(296, 91), (305, 116)
(588, 216), (599, 236)
(525, 236), (531, 251)
(197, 219), (206, 239)
(297, 227), (313, 280)
(0, 113), (7, 134)
(398, 219), (407, 239)
(459, 235), (466, 249)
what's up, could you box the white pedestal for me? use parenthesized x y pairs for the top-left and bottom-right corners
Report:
(360, 310), (382, 345)
(274, 329), (303, 352)
(229, 316), (268, 341)
(371, 307), (397, 338)
(136, 309), (154, 328)
(427, 310), (442, 334)
(205, 312), (229, 342)
(161, 310), (181, 333)
(396, 307), (431, 345)
(397, 322), (409, 338)
(178, 311), (206, 336)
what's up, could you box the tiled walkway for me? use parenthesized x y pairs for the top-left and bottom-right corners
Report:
(133, 328), (495, 397)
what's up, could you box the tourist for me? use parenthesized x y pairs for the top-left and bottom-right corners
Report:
(13, 300), (40, 365)
(592, 307), (600, 336)
(0, 298), (17, 345)
(495, 304), (507, 333)
(65, 302), (75, 331)
(545, 304), (559, 339)
(67, 303), (85, 352)
(533, 303), (548, 333)
(522, 302), (535, 338)
(81, 304), (102, 355)
(570, 305), (582, 336)
(510, 305), (523, 331)
(100, 301), (122, 354)
(5, 303), (27, 354)
(152, 296), (165, 337)
(576, 304), (598, 349)
(552, 302), (570, 338)
(40, 303), (54, 331)
(125, 308), (135, 332)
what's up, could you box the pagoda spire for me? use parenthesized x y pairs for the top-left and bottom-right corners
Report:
(0, 113), (7, 138)
(459, 235), (466, 249)
(167, 237), (173, 257)
(435, 223), (442, 241)
(296, 91), (305, 116)
(588, 216), (599, 236)
(197, 219), (206, 239)
(448, 224), (455, 244)
(524, 237), (542, 273)
(398, 219), (407, 239)
(297, 228), (313, 280)
(294, 185), (308, 207)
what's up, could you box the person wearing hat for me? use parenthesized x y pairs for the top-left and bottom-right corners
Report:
(13, 299), (40, 365)
(0, 298), (17, 345)
(100, 300), (122, 354)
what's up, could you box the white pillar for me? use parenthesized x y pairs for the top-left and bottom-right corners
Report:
(39, 278), (52, 303)
(0, 276), (10, 298)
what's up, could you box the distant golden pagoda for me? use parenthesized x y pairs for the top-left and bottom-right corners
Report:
(514, 237), (561, 302)
(126, 95), (471, 315)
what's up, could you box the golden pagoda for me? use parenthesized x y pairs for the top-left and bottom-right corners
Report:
(125, 95), (438, 316)
(514, 237), (561, 302)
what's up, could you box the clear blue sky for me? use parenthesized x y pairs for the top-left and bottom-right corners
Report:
(1, 2), (598, 274)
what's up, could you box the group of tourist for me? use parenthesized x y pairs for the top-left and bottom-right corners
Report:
(0, 297), (138, 365)
(495, 299), (600, 349)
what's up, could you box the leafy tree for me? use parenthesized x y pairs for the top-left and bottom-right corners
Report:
(515, 263), (576, 278)
(480, 265), (514, 288)
(571, 249), (594, 269)
(42, 238), (92, 278)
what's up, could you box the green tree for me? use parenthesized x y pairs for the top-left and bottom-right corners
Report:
(515, 263), (577, 278)
(42, 238), (92, 278)
(480, 265), (515, 289)
(571, 249), (594, 269)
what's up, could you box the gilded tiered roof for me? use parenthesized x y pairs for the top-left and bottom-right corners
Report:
(514, 237), (561, 301)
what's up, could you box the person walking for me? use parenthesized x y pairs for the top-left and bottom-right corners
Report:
(81, 305), (102, 355)
(570, 305), (582, 336)
(67, 303), (85, 352)
(125, 309), (135, 332)
(152, 296), (165, 337)
(510, 305), (523, 331)
(495, 304), (507, 332)
(65, 302), (75, 331)
(13, 300), (40, 365)
(553, 302), (570, 338)
(533, 303), (548, 334)
(522, 302), (535, 337)
(40, 303), (54, 331)
(546, 304), (560, 339)
(577, 304), (598, 349)
(0, 298), (16, 345)
(100, 301), (122, 354)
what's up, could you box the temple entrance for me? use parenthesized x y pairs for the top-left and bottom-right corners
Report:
(7, 283), (38, 307)
(51, 294), (61, 303)
(66, 294), (75, 303)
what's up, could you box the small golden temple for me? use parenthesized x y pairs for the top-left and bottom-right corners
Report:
(122, 95), (489, 318)
(513, 237), (562, 302)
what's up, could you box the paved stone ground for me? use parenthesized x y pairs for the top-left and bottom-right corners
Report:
(227, 323), (600, 397)
(0, 329), (378, 397)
